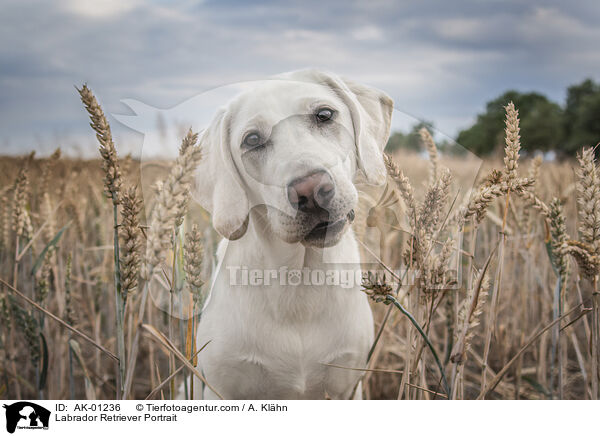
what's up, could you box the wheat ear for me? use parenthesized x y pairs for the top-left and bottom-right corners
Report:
(78, 84), (122, 204)
(120, 187), (142, 295)
(503, 102), (521, 185)
(142, 129), (201, 280)
(419, 127), (438, 186)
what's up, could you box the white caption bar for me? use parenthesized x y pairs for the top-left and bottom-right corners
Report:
(0, 400), (594, 435)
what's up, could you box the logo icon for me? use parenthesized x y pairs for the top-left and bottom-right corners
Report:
(2, 402), (50, 434)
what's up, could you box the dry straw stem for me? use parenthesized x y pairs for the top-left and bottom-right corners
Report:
(144, 341), (209, 400)
(549, 198), (569, 279)
(120, 186), (143, 295)
(575, 147), (600, 399)
(77, 84), (122, 204)
(64, 253), (75, 326)
(141, 324), (224, 399)
(0, 278), (118, 361)
(477, 303), (586, 399)
(548, 198), (570, 398)
(78, 83), (126, 397)
(480, 102), (525, 397)
(323, 363), (447, 398)
(124, 130), (202, 398)
(450, 248), (494, 399)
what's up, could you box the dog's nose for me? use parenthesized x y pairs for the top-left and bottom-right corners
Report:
(287, 171), (335, 212)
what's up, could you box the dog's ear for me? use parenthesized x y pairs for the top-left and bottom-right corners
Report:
(281, 69), (393, 185)
(338, 75), (393, 185)
(194, 107), (249, 240)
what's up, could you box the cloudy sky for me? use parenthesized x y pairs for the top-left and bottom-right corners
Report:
(1, 0), (599, 157)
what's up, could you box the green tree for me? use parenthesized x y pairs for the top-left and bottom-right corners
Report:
(385, 121), (433, 153)
(386, 121), (466, 156)
(564, 79), (600, 155)
(385, 131), (408, 153)
(456, 91), (564, 156)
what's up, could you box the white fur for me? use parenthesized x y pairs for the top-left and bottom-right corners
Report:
(191, 70), (393, 399)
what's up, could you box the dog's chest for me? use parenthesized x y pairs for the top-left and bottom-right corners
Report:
(197, 234), (373, 399)
(198, 283), (372, 399)
(216, 312), (366, 399)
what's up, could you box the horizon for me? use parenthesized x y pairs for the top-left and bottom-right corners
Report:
(1, 0), (599, 157)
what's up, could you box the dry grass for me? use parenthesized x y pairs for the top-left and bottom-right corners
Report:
(0, 94), (599, 400)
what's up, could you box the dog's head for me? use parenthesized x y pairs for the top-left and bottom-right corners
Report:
(194, 70), (393, 247)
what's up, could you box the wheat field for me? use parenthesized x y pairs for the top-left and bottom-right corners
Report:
(0, 90), (597, 400)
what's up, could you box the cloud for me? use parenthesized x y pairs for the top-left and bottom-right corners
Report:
(352, 25), (385, 42)
(61, 0), (142, 19)
(0, 0), (599, 156)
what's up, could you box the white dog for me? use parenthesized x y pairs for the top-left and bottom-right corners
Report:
(192, 69), (393, 399)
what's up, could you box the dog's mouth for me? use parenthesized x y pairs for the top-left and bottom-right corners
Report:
(302, 210), (355, 246)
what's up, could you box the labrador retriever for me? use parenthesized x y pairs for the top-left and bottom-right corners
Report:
(192, 69), (393, 399)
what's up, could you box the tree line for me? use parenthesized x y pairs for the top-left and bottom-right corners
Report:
(386, 78), (600, 158)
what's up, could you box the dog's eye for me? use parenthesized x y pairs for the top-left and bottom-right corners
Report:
(315, 108), (334, 123)
(242, 132), (262, 148)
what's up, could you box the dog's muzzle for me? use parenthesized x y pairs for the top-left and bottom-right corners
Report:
(287, 170), (335, 213)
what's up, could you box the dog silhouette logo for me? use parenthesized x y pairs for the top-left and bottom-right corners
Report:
(2, 402), (50, 433)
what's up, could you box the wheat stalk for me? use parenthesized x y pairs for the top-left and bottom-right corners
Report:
(78, 83), (126, 398)
(123, 129), (202, 399)
(575, 146), (600, 399)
